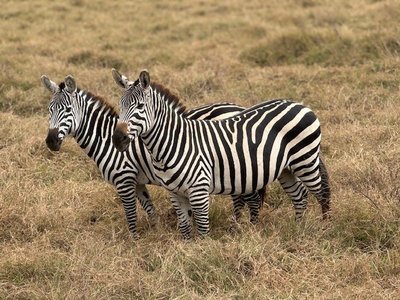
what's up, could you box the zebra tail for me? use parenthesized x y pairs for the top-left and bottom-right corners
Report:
(318, 154), (331, 218)
(258, 186), (266, 207)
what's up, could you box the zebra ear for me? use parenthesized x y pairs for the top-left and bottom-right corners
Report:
(41, 75), (59, 93)
(65, 75), (77, 93)
(139, 70), (150, 89)
(112, 68), (131, 89)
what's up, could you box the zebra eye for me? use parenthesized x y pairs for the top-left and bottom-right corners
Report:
(65, 107), (72, 113)
(137, 103), (144, 110)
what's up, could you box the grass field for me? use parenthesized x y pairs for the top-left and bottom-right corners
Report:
(1, 0), (400, 298)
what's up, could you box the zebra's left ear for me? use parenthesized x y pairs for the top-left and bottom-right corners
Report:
(139, 70), (150, 89)
(65, 75), (77, 93)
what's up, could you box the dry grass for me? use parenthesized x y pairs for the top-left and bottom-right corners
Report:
(1, 0), (400, 298)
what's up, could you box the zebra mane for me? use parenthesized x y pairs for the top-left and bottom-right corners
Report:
(151, 82), (187, 116)
(56, 81), (117, 116)
(78, 88), (118, 117)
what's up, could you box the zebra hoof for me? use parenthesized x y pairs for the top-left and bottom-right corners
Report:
(322, 210), (332, 220)
(182, 234), (193, 241)
(131, 232), (140, 240)
(294, 211), (306, 222)
(250, 216), (259, 225)
(148, 212), (159, 228)
(228, 222), (242, 235)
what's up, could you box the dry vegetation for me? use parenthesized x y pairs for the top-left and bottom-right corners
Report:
(1, 0), (400, 298)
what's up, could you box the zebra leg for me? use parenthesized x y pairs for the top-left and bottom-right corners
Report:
(242, 192), (262, 224)
(170, 193), (193, 240)
(278, 168), (309, 221)
(136, 184), (158, 227)
(291, 155), (331, 220)
(231, 195), (246, 222)
(189, 190), (210, 237)
(116, 184), (139, 239)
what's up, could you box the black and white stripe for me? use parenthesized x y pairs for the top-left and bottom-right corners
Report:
(42, 75), (268, 238)
(112, 70), (331, 239)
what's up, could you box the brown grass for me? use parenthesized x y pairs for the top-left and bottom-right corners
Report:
(1, 0), (400, 298)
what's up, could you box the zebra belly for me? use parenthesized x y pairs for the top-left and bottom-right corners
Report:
(209, 152), (285, 195)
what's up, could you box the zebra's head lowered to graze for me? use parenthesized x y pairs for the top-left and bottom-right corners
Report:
(112, 69), (153, 152)
(41, 75), (79, 151)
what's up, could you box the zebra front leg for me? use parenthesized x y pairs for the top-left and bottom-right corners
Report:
(116, 184), (139, 239)
(189, 190), (210, 237)
(170, 193), (193, 240)
(231, 195), (246, 222)
(231, 191), (262, 224)
(242, 192), (262, 224)
(136, 184), (158, 227)
(229, 195), (246, 234)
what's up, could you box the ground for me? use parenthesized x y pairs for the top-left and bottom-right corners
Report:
(0, 0), (399, 299)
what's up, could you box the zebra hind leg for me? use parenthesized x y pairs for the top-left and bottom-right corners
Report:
(278, 168), (309, 221)
(170, 193), (193, 240)
(136, 185), (158, 227)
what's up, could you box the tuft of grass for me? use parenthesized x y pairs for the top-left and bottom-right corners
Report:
(332, 208), (399, 252)
(182, 75), (220, 100)
(1, 256), (65, 285)
(67, 50), (124, 70)
(240, 31), (399, 67)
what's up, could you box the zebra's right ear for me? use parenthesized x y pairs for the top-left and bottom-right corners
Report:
(41, 75), (59, 93)
(112, 68), (131, 89)
(139, 70), (150, 89)
(65, 75), (77, 93)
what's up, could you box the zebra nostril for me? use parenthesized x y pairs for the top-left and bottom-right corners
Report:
(121, 134), (129, 143)
(46, 137), (61, 151)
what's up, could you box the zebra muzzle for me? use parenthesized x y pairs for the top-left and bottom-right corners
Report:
(45, 128), (62, 151)
(113, 122), (130, 152)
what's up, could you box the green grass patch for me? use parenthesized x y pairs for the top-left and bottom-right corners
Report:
(171, 246), (242, 295)
(240, 31), (399, 67)
(1, 255), (66, 285)
(67, 50), (124, 69)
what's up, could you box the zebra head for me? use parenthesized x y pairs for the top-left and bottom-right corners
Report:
(112, 69), (152, 152)
(42, 75), (79, 151)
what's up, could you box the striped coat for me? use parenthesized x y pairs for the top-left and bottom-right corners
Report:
(42, 75), (266, 238)
(112, 70), (331, 239)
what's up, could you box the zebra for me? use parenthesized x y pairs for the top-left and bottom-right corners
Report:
(41, 74), (265, 238)
(112, 69), (331, 239)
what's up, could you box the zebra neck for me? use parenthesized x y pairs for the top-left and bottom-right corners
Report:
(74, 96), (117, 158)
(142, 101), (191, 166)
